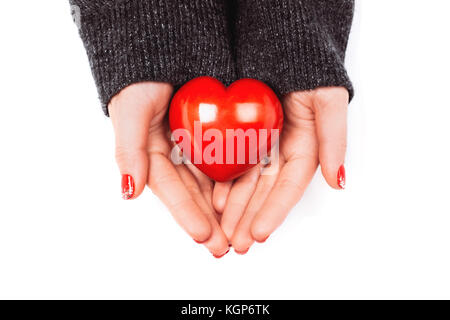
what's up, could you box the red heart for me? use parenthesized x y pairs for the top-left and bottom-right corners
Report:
(169, 77), (283, 182)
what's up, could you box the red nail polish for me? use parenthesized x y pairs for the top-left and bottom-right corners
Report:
(235, 248), (249, 255)
(121, 174), (135, 200)
(337, 165), (346, 189)
(194, 239), (205, 244)
(213, 249), (230, 259)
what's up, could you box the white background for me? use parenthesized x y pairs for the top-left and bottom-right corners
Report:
(0, 0), (449, 299)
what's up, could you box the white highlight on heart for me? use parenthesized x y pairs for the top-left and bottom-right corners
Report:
(236, 103), (259, 123)
(198, 103), (218, 123)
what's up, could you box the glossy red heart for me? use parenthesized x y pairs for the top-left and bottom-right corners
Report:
(169, 76), (283, 182)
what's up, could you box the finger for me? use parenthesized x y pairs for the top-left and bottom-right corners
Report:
(108, 83), (172, 199)
(221, 166), (260, 240)
(185, 162), (215, 211)
(251, 156), (318, 242)
(313, 87), (349, 189)
(176, 165), (229, 257)
(148, 153), (212, 243)
(231, 161), (282, 254)
(212, 181), (233, 214)
(109, 101), (150, 200)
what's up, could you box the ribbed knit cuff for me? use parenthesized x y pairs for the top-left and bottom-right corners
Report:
(71, 0), (236, 115)
(235, 0), (354, 101)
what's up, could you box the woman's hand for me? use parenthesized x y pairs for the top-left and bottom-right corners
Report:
(218, 87), (349, 254)
(108, 82), (348, 257)
(109, 82), (230, 258)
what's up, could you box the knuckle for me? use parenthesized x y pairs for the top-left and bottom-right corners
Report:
(115, 146), (139, 166)
(277, 177), (302, 192)
(148, 174), (177, 193)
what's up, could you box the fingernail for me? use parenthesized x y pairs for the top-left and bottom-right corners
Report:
(235, 248), (249, 255)
(256, 236), (270, 244)
(337, 165), (346, 189)
(213, 249), (230, 259)
(194, 239), (205, 244)
(121, 174), (135, 200)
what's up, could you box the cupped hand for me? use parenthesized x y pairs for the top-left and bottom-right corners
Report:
(108, 82), (230, 257)
(217, 87), (349, 254)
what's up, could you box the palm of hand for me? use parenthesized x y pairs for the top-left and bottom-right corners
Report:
(220, 89), (348, 253)
(146, 94), (230, 257)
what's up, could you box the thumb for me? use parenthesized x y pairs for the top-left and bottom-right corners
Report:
(212, 181), (233, 214)
(108, 83), (159, 200)
(313, 87), (349, 190)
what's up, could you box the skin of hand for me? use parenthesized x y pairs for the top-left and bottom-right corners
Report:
(108, 82), (230, 258)
(215, 87), (349, 254)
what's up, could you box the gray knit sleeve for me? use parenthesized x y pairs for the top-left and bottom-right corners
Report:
(69, 0), (236, 115)
(234, 0), (355, 100)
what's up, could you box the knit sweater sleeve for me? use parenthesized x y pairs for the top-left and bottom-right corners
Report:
(69, 0), (236, 115)
(234, 0), (355, 100)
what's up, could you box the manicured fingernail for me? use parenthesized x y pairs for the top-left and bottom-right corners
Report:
(337, 165), (346, 189)
(213, 249), (230, 259)
(235, 248), (249, 255)
(194, 239), (205, 244)
(121, 174), (135, 200)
